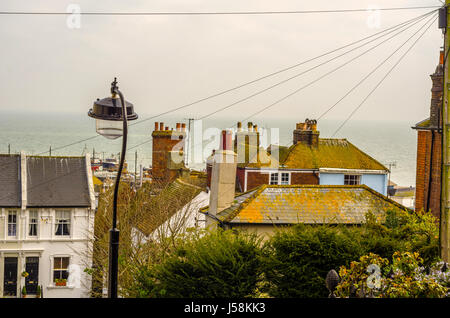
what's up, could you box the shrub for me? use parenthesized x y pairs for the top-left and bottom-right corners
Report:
(263, 209), (440, 298)
(335, 252), (448, 298)
(263, 225), (365, 298)
(131, 229), (264, 298)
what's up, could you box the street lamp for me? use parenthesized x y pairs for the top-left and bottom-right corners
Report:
(88, 77), (138, 298)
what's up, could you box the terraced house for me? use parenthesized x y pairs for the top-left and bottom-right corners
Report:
(207, 119), (389, 195)
(0, 153), (95, 298)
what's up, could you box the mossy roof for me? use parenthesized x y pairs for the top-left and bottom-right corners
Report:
(135, 178), (203, 236)
(281, 139), (387, 171)
(202, 184), (410, 225)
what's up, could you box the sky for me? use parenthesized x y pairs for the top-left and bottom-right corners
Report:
(0, 0), (444, 124)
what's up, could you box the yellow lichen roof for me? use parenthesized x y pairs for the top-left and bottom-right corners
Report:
(216, 184), (410, 225)
(281, 139), (387, 170)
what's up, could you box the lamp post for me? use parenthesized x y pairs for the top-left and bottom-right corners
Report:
(88, 78), (138, 298)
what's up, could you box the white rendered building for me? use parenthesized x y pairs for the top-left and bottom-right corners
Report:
(0, 153), (95, 298)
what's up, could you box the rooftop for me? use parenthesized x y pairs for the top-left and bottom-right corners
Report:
(281, 138), (388, 171)
(0, 154), (93, 208)
(201, 184), (410, 225)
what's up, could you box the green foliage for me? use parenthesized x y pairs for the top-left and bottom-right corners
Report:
(128, 208), (440, 298)
(263, 225), (365, 298)
(262, 209), (440, 297)
(130, 229), (264, 298)
(336, 252), (448, 298)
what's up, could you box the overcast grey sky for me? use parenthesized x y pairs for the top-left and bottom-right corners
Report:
(0, 0), (444, 123)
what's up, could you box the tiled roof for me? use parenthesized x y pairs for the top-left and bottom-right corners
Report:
(0, 154), (92, 208)
(0, 154), (21, 207)
(202, 184), (410, 225)
(281, 139), (387, 171)
(26, 156), (91, 207)
(135, 178), (203, 236)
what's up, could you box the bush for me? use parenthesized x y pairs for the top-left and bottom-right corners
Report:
(335, 252), (448, 298)
(131, 229), (264, 298)
(263, 225), (365, 298)
(263, 210), (440, 298)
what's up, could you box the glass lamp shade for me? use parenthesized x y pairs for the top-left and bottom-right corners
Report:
(95, 119), (123, 140)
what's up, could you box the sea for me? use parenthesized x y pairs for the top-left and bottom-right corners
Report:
(0, 111), (418, 187)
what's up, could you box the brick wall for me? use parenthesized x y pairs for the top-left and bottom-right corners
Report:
(415, 130), (441, 219)
(152, 122), (186, 183)
(246, 171), (270, 191)
(291, 172), (319, 185)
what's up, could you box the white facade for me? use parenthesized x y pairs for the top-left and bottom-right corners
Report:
(0, 207), (94, 298)
(0, 154), (95, 298)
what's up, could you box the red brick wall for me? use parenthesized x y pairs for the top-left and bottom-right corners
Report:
(243, 170), (319, 191)
(246, 171), (270, 191)
(415, 130), (441, 219)
(152, 131), (185, 182)
(291, 172), (319, 185)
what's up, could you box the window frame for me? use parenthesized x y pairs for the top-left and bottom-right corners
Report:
(269, 173), (279, 185)
(269, 172), (291, 185)
(7, 210), (17, 237)
(344, 174), (361, 185)
(54, 210), (71, 236)
(28, 210), (39, 237)
(52, 256), (70, 285)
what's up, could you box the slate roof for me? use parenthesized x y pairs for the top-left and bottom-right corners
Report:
(281, 139), (388, 171)
(0, 154), (21, 207)
(0, 154), (92, 208)
(201, 184), (410, 225)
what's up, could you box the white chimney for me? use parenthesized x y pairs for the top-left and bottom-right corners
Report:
(208, 130), (237, 224)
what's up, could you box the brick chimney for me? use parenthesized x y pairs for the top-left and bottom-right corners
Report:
(293, 119), (319, 147)
(209, 130), (237, 219)
(430, 50), (444, 128)
(414, 51), (444, 219)
(152, 121), (186, 183)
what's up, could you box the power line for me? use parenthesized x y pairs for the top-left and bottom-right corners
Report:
(1, 10), (437, 160)
(130, 9), (437, 126)
(0, 6), (440, 16)
(234, 12), (436, 125)
(331, 15), (437, 138)
(316, 13), (439, 120)
(14, 10), (437, 158)
(103, 10), (437, 153)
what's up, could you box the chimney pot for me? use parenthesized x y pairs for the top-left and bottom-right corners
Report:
(176, 123), (181, 131)
(181, 123), (186, 132)
(159, 122), (164, 130)
(165, 126), (169, 131)
(154, 122), (159, 131)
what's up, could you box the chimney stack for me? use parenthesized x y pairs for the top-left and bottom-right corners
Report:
(293, 119), (319, 147)
(430, 52), (444, 128)
(208, 130), (237, 221)
(152, 121), (187, 183)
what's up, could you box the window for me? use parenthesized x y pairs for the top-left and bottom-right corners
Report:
(55, 211), (70, 236)
(270, 172), (290, 185)
(344, 174), (361, 185)
(8, 211), (17, 237)
(53, 257), (69, 284)
(29, 211), (38, 236)
(270, 173), (279, 185)
(281, 173), (290, 185)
